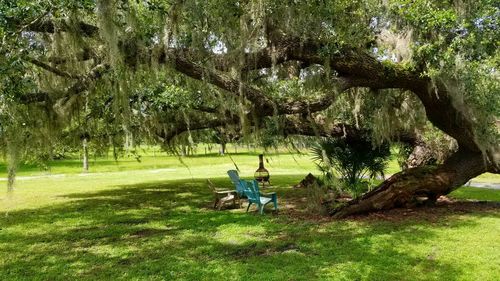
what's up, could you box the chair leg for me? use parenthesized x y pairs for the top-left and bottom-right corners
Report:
(213, 198), (219, 209)
(246, 202), (252, 212)
(259, 204), (264, 215)
(273, 198), (278, 211)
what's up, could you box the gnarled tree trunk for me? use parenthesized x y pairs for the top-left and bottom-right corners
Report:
(331, 149), (490, 218)
(404, 137), (436, 169)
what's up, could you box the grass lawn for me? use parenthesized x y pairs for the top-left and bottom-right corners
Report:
(0, 146), (498, 183)
(0, 152), (499, 280)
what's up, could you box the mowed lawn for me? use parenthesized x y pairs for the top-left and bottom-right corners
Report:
(0, 152), (499, 280)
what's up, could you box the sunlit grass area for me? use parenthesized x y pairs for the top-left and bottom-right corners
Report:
(449, 187), (500, 202)
(0, 147), (315, 177)
(0, 152), (499, 280)
(471, 172), (500, 183)
(0, 146), (498, 184)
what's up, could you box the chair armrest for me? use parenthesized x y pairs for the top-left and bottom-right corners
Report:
(260, 192), (277, 201)
(215, 190), (236, 194)
(260, 192), (276, 196)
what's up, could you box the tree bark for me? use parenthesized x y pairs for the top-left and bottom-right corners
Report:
(82, 137), (89, 173)
(331, 149), (489, 218)
(220, 143), (226, 155)
(181, 145), (188, 156)
(405, 141), (435, 169)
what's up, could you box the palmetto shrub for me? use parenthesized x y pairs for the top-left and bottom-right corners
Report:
(311, 136), (391, 198)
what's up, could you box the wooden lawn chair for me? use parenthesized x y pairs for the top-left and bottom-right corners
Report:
(207, 179), (240, 210)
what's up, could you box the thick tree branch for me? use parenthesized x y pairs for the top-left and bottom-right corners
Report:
(25, 19), (99, 37)
(156, 108), (419, 148)
(168, 55), (337, 116)
(190, 105), (220, 114)
(47, 48), (96, 64)
(163, 36), (482, 153)
(157, 115), (240, 143)
(25, 57), (80, 79)
(23, 19), (487, 154)
(55, 63), (110, 107)
(18, 92), (51, 104)
(19, 63), (110, 105)
(261, 36), (482, 152)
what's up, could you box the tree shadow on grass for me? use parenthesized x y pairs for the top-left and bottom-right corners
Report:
(0, 175), (498, 280)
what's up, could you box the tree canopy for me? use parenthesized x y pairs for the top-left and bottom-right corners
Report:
(1, 0), (498, 215)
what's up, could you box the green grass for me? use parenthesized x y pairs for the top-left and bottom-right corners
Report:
(449, 187), (500, 202)
(0, 153), (499, 280)
(1, 147), (498, 184)
(471, 173), (500, 183)
(0, 150), (316, 177)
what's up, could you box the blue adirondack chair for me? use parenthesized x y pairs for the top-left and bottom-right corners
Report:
(240, 179), (278, 214)
(227, 170), (246, 198)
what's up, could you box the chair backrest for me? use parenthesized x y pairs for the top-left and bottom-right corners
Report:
(227, 170), (245, 195)
(206, 179), (216, 192)
(240, 180), (260, 202)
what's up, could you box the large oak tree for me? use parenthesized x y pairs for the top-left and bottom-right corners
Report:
(1, 0), (498, 216)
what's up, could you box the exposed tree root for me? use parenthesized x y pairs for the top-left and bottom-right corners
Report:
(331, 150), (494, 218)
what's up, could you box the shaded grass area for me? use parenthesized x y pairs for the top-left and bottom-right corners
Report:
(1, 173), (499, 280)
